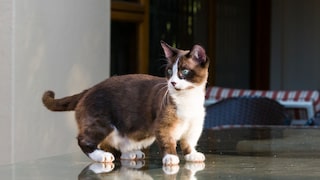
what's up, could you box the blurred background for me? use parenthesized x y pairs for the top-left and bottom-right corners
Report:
(1, 0), (319, 165)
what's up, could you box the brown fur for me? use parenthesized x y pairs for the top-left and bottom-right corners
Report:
(42, 90), (88, 111)
(42, 41), (209, 163)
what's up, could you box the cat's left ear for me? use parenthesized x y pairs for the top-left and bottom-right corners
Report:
(190, 45), (207, 65)
(160, 40), (177, 59)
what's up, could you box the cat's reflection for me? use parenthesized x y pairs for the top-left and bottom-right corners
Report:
(162, 162), (205, 180)
(78, 160), (205, 180)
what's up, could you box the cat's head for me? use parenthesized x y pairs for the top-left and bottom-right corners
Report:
(160, 41), (209, 92)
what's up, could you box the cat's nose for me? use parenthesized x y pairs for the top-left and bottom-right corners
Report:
(171, 82), (177, 87)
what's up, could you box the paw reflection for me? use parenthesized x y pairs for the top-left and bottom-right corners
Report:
(184, 162), (206, 178)
(162, 162), (205, 179)
(79, 161), (205, 180)
(120, 159), (145, 169)
(162, 164), (180, 175)
(184, 162), (205, 172)
(89, 162), (115, 174)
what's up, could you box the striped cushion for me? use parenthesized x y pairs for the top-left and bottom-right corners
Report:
(205, 86), (320, 120)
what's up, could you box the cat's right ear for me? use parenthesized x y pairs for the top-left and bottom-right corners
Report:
(160, 41), (176, 59)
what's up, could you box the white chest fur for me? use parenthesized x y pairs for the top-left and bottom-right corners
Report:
(169, 86), (206, 140)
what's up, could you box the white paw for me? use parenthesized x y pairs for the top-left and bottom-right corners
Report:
(88, 163), (115, 174)
(184, 152), (205, 162)
(121, 150), (145, 160)
(162, 165), (180, 175)
(162, 154), (180, 165)
(89, 150), (115, 163)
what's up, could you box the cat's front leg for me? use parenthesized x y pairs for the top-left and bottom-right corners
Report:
(162, 153), (180, 165)
(180, 137), (205, 162)
(184, 151), (205, 162)
(156, 135), (180, 165)
(161, 141), (180, 165)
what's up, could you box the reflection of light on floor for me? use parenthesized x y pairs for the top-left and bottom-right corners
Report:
(80, 160), (205, 180)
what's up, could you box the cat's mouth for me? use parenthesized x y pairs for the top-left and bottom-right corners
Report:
(168, 86), (181, 91)
(172, 86), (193, 91)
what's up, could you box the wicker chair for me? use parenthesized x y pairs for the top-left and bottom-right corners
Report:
(204, 97), (289, 129)
(200, 97), (292, 154)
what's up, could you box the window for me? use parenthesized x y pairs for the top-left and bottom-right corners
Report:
(111, 0), (149, 75)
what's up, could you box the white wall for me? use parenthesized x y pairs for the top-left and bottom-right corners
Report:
(0, 0), (14, 165)
(0, 0), (110, 165)
(271, 0), (320, 90)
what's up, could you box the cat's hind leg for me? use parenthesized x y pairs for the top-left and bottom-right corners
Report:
(77, 124), (116, 163)
(88, 149), (115, 163)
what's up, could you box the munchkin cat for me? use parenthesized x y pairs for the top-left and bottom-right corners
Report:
(42, 41), (209, 165)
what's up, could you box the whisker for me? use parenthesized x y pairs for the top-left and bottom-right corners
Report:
(154, 82), (169, 111)
(160, 64), (168, 70)
(161, 89), (169, 111)
(154, 82), (167, 90)
(158, 57), (168, 63)
(156, 58), (168, 73)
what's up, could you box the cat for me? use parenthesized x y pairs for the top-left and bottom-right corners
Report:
(42, 41), (209, 165)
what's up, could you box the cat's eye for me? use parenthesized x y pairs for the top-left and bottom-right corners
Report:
(181, 69), (190, 76)
(167, 69), (173, 76)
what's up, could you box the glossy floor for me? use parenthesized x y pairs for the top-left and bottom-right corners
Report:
(1, 128), (320, 179)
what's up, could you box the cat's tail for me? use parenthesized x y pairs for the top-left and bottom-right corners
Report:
(42, 90), (88, 111)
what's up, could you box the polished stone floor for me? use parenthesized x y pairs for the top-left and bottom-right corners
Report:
(1, 128), (320, 179)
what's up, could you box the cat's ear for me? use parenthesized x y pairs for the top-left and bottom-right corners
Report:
(160, 40), (177, 59)
(190, 45), (207, 65)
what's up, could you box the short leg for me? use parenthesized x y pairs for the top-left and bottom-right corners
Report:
(77, 125), (115, 163)
(156, 113), (181, 165)
(157, 136), (179, 165)
(180, 136), (205, 162)
(87, 149), (115, 163)
(184, 152), (205, 162)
